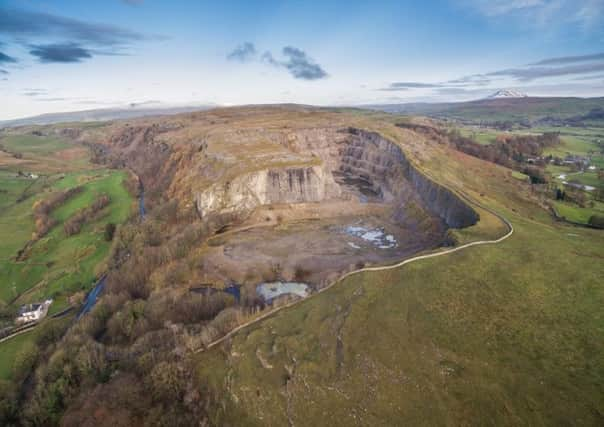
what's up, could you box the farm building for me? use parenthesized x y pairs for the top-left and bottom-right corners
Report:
(15, 299), (52, 324)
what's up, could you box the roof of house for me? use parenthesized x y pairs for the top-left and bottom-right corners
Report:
(18, 303), (42, 315)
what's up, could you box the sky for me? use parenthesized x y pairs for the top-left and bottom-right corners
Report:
(1, 0), (604, 120)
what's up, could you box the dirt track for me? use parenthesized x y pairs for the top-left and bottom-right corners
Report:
(197, 192), (514, 353)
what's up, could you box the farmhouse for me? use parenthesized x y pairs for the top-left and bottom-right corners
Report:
(16, 299), (52, 324)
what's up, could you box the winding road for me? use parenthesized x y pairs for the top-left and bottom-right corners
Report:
(197, 193), (514, 352)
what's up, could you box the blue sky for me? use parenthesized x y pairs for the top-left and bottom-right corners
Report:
(1, 0), (604, 119)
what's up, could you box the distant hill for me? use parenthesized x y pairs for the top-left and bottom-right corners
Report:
(0, 105), (216, 128)
(364, 96), (604, 126)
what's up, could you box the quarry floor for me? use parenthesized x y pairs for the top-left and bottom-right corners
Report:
(199, 200), (446, 289)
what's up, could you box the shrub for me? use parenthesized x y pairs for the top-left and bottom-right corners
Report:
(104, 223), (116, 241)
(588, 214), (604, 229)
(64, 194), (110, 236)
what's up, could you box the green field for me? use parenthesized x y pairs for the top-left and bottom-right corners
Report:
(0, 331), (35, 381)
(198, 197), (604, 427)
(0, 170), (133, 305)
(0, 135), (71, 155)
(0, 169), (133, 383)
(401, 97), (604, 124)
(0, 132), (91, 173)
(511, 170), (529, 182)
(552, 200), (604, 224)
(195, 122), (604, 425)
(459, 127), (498, 145)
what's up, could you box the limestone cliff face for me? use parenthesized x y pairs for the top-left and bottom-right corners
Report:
(347, 129), (479, 228)
(193, 126), (477, 229)
(195, 165), (341, 218)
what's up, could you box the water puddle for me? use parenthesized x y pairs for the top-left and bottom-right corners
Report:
(344, 225), (397, 249)
(256, 281), (310, 302)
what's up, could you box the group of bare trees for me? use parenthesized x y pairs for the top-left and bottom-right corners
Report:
(447, 129), (560, 170)
(31, 186), (83, 239)
(63, 194), (110, 236)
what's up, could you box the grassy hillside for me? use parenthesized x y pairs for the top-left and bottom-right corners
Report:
(0, 331), (35, 381)
(0, 169), (134, 306)
(0, 133), (91, 173)
(0, 130), (134, 390)
(196, 123), (604, 426)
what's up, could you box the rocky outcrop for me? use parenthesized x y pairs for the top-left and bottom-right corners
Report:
(346, 129), (479, 228)
(194, 126), (477, 229)
(195, 165), (341, 218)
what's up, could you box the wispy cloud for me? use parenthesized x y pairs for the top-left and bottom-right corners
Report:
(0, 51), (17, 64)
(22, 88), (47, 97)
(471, 0), (547, 17)
(280, 46), (327, 80)
(378, 75), (492, 91)
(465, 0), (604, 30)
(29, 43), (92, 63)
(232, 44), (328, 80)
(0, 69), (8, 75)
(379, 82), (439, 90)
(377, 51), (604, 98)
(530, 52), (604, 65)
(122, 0), (144, 5)
(573, 73), (604, 81)
(227, 42), (257, 62)
(0, 7), (153, 46)
(0, 6), (164, 66)
(487, 61), (604, 81)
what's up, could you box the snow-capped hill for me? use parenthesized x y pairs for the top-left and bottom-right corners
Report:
(487, 89), (528, 99)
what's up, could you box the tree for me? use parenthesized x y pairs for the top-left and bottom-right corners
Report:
(104, 223), (116, 241)
(555, 188), (565, 200)
(588, 215), (604, 229)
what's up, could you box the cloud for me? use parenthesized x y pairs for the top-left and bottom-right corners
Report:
(376, 50), (604, 100)
(487, 61), (604, 81)
(22, 88), (47, 96)
(0, 51), (17, 63)
(379, 82), (440, 91)
(466, 0), (604, 30)
(378, 75), (492, 92)
(0, 7), (154, 46)
(530, 52), (604, 65)
(281, 46), (327, 80)
(573, 73), (604, 81)
(470, 0), (547, 17)
(122, 0), (144, 5)
(29, 43), (93, 63)
(36, 97), (70, 102)
(240, 45), (328, 80)
(0, 69), (7, 74)
(446, 75), (492, 86)
(227, 42), (257, 62)
(0, 7), (164, 65)
(261, 51), (279, 66)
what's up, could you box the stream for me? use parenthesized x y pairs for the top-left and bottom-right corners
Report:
(77, 187), (146, 320)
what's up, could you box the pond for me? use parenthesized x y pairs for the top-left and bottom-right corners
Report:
(256, 281), (310, 302)
(344, 225), (397, 249)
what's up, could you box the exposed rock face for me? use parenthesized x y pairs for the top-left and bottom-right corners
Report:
(346, 129), (479, 228)
(196, 165), (341, 218)
(193, 127), (478, 229)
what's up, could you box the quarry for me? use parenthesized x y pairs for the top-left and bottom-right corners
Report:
(189, 127), (479, 293)
(91, 114), (479, 299)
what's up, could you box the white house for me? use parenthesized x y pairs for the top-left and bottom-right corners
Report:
(16, 299), (52, 324)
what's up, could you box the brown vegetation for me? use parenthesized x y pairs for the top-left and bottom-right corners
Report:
(31, 186), (83, 239)
(447, 129), (559, 169)
(63, 194), (110, 236)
